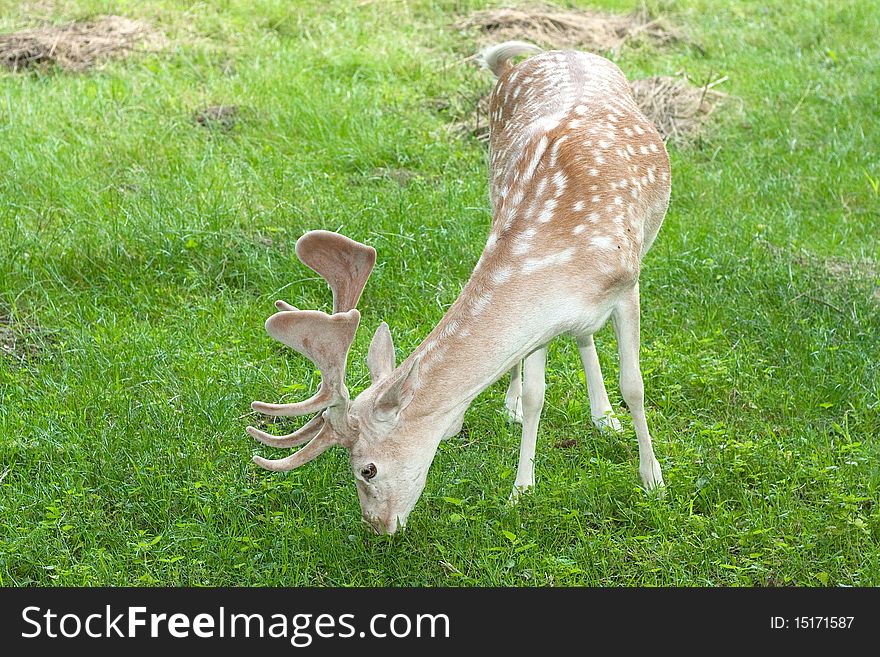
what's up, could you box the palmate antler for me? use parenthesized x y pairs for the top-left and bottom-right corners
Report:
(247, 230), (376, 472)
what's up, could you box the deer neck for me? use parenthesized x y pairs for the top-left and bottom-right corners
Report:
(396, 262), (561, 429)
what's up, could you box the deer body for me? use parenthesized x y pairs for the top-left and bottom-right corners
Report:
(248, 42), (670, 534)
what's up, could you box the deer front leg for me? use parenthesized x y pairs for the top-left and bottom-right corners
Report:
(612, 285), (664, 492)
(576, 334), (621, 433)
(511, 346), (547, 499)
(504, 360), (523, 424)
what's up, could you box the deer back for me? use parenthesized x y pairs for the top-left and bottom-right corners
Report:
(482, 50), (671, 295)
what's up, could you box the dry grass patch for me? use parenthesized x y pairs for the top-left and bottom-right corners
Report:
(454, 3), (680, 51)
(629, 74), (727, 144)
(0, 15), (165, 72)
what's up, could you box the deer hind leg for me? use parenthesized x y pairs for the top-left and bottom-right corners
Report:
(576, 334), (621, 433)
(612, 284), (664, 492)
(504, 360), (523, 424)
(511, 345), (548, 499)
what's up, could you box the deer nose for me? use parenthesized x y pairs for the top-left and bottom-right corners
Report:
(362, 514), (399, 535)
(380, 515), (398, 534)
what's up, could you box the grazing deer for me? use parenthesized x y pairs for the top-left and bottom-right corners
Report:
(247, 41), (670, 534)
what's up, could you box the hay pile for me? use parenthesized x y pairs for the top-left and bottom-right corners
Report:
(455, 4), (678, 51)
(629, 74), (727, 143)
(0, 15), (164, 72)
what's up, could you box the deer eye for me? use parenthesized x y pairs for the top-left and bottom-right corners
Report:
(360, 463), (377, 480)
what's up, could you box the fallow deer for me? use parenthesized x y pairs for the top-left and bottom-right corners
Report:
(247, 41), (670, 534)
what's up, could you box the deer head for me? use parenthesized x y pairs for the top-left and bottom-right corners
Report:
(248, 230), (432, 534)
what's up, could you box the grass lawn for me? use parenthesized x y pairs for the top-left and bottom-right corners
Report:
(0, 0), (878, 586)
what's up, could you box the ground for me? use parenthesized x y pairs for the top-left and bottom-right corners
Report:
(0, 0), (878, 586)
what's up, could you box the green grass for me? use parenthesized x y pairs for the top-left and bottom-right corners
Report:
(1, 0), (878, 586)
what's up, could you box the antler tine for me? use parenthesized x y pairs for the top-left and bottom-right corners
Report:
(252, 421), (339, 472)
(245, 413), (324, 449)
(295, 230), (377, 313)
(251, 308), (360, 418)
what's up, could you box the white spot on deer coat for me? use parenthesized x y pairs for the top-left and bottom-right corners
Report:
(522, 248), (575, 274)
(470, 292), (492, 316)
(538, 199), (557, 222)
(549, 135), (569, 166)
(492, 267), (512, 284)
(441, 319), (460, 338)
(590, 235), (615, 250)
(552, 170), (567, 193)
(521, 136), (549, 185)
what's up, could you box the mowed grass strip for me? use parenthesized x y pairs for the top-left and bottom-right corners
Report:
(0, 0), (878, 586)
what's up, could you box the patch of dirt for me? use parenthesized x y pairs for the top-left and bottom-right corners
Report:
(347, 166), (434, 188)
(0, 15), (166, 72)
(454, 4), (680, 51)
(253, 234), (275, 248)
(761, 240), (880, 305)
(554, 438), (578, 449)
(374, 167), (420, 187)
(0, 315), (47, 363)
(194, 105), (240, 130)
(817, 256), (878, 281)
(629, 74), (727, 144)
(795, 253), (880, 303)
(451, 74), (726, 145)
(764, 240), (879, 282)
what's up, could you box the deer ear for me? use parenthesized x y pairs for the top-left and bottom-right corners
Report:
(367, 322), (395, 384)
(375, 356), (421, 421)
